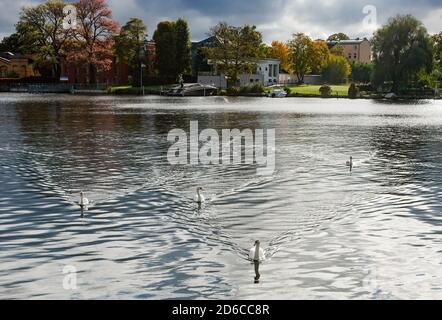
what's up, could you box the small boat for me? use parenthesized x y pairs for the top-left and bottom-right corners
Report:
(384, 92), (398, 100)
(268, 89), (287, 98)
(165, 83), (218, 97)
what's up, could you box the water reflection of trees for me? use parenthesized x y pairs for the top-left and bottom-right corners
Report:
(369, 120), (437, 185)
(369, 118), (442, 224)
(12, 99), (162, 192)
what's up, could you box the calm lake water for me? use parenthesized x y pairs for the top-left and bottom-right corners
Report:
(0, 94), (442, 299)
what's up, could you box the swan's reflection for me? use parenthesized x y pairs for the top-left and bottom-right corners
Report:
(254, 260), (261, 283)
(249, 240), (265, 284)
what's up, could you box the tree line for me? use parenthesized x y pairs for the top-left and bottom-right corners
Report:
(0, 0), (191, 85)
(0, 0), (441, 93)
(204, 17), (441, 93)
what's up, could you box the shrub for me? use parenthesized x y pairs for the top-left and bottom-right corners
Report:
(238, 83), (264, 95)
(348, 83), (359, 99)
(226, 86), (240, 96)
(357, 84), (374, 92)
(319, 85), (332, 97)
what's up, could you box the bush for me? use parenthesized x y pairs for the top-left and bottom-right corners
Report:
(357, 84), (374, 92)
(226, 86), (240, 96)
(319, 85), (332, 97)
(348, 83), (359, 99)
(239, 83), (265, 95)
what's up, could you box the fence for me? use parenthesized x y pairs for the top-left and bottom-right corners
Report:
(5, 83), (109, 94)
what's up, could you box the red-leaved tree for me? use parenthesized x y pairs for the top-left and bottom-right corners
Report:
(68, 0), (119, 84)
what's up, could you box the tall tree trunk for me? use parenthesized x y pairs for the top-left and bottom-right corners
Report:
(89, 63), (96, 84)
(55, 60), (61, 83)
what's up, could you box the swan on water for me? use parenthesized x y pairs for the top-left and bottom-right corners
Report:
(79, 191), (90, 210)
(346, 156), (353, 171)
(195, 187), (205, 204)
(249, 240), (265, 262)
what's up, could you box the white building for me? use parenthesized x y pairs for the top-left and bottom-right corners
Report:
(198, 58), (280, 89)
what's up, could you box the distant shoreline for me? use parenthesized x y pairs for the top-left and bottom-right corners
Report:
(1, 91), (440, 101)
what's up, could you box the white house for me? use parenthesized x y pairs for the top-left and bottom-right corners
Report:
(198, 58), (280, 89)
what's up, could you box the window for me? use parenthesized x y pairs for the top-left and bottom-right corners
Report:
(348, 53), (352, 59)
(273, 64), (277, 77)
(250, 79), (254, 83)
(268, 64), (272, 77)
(354, 53), (357, 59)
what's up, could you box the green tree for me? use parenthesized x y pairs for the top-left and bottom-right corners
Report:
(0, 33), (26, 53)
(330, 44), (345, 57)
(287, 33), (315, 83)
(327, 33), (350, 42)
(153, 21), (178, 77)
(203, 22), (263, 86)
(372, 15), (433, 93)
(322, 54), (351, 84)
(175, 18), (192, 76)
(434, 32), (442, 72)
(16, 0), (72, 80)
(350, 62), (373, 83)
(115, 18), (147, 86)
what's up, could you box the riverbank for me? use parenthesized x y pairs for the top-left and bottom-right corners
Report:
(108, 84), (440, 100)
(1, 83), (440, 100)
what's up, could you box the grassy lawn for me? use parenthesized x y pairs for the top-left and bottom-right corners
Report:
(283, 84), (350, 97)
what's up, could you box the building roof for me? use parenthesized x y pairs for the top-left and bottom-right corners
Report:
(0, 52), (32, 61)
(326, 38), (369, 46)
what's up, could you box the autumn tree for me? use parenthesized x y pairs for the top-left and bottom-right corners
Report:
(203, 22), (263, 86)
(372, 15), (433, 93)
(311, 40), (330, 74)
(287, 33), (315, 83)
(115, 18), (147, 86)
(69, 0), (119, 84)
(16, 0), (72, 80)
(327, 33), (350, 41)
(270, 41), (291, 73)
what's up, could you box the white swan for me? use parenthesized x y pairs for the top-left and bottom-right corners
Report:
(79, 191), (90, 210)
(346, 156), (353, 170)
(249, 240), (265, 262)
(195, 187), (205, 204)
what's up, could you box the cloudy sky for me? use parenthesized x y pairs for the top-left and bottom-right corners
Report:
(0, 0), (441, 42)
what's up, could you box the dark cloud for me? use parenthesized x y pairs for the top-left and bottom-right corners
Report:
(1, 0), (441, 42)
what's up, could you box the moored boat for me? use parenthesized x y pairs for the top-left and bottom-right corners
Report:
(165, 83), (218, 97)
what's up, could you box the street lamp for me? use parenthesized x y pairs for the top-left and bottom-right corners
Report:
(140, 63), (146, 96)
